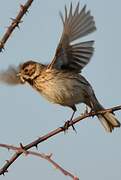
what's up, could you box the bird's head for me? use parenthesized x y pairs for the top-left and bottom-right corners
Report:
(17, 60), (44, 84)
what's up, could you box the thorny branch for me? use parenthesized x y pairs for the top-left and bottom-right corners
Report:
(0, 144), (79, 180)
(0, 1), (120, 179)
(0, 0), (34, 52)
(0, 105), (121, 177)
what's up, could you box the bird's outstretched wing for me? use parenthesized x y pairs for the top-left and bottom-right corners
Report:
(48, 2), (96, 72)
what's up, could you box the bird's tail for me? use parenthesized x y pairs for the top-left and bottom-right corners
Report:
(92, 99), (120, 132)
(97, 111), (120, 132)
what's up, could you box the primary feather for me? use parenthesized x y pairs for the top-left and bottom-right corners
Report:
(48, 2), (96, 71)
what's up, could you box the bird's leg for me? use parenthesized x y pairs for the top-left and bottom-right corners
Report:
(61, 105), (77, 132)
(70, 109), (76, 121)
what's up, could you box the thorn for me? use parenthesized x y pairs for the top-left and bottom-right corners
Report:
(20, 4), (25, 10)
(47, 153), (52, 158)
(35, 144), (38, 150)
(10, 17), (15, 21)
(20, 142), (24, 149)
(10, 18), (23, 24)
(16, 24), (20, 29)
(10, 17), (23, 23)
(20, 4), (29, 14)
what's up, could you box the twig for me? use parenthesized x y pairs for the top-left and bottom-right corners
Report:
(0, 0), (34, 52)
(0, 144), (79, 180)
(0, 105), (121, 175)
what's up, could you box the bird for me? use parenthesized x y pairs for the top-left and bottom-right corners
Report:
(1, 2), (120, 132)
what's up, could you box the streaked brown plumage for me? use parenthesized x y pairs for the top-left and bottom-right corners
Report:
(1, 2), (120, 132)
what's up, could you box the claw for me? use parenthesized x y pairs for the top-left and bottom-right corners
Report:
(72, 124), (77, 133)
(60, 120), (70, 132)
(61, 120), (77, 133)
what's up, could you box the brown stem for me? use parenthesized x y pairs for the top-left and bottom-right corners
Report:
(0, 105), (121, 175)
(0, 0), (34, 52)
(0, 144), (79, 179)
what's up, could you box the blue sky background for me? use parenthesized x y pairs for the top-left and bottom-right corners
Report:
(0, 0), (121, 180)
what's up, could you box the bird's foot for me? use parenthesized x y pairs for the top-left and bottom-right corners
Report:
(61, 120), (77, 133)
(89, 109), (95, 118)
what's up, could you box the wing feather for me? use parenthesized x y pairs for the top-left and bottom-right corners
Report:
(48, 2), (96, 72)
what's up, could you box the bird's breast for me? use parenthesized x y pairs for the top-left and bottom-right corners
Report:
(33, 70), (87, 107)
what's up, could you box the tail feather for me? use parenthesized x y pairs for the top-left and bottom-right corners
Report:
(98, 112), (120, 132)
(98, 114), (112, 132)
(89, 93), (120, 132)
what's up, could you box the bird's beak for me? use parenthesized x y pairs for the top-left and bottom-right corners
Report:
(17, 72), (25, 84)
